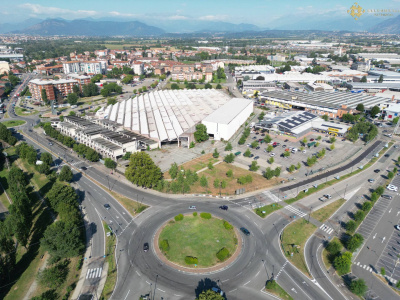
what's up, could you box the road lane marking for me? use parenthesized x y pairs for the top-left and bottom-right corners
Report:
(382, 237), (386, 243)
(389, 208), (392, 213)
(135, 270), (141, 277)
(228, 289), (237, 293)
(244, 280), (251, 286)
(291, 288), (297, 294)
(123, 290), (130, 300)
(222, 279), (229, 283)
(157, 288), (165, 292)
(373, 233), (377, 239)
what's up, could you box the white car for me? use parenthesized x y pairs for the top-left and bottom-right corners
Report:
(270, 153), (275, 157)
(188, 205), (196, 210)
(247, 144), (251, 147)
(387, 185), (398, 191)
(396, 225), (400, 231)
(302, 150), (306, 153)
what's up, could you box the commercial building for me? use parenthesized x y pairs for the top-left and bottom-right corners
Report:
(260, 90), (390, 118)
(254, 72), (331, 83)
(202, 98), (253, 141)
(256, 111), (350, 138)
(57, 115), (150, 159)
(242, 80), (276, 93)
(346, 82), (400, 92)
(382, 103), (400, 121)
(96, 89), (238, 147)
(63, 61), (107, 75)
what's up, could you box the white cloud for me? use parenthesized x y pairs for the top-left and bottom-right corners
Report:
(109, 11), (138, 17)
(19, 3), (98, 17)
(198, 15), (228, 21)
(167, 15), (188, 20)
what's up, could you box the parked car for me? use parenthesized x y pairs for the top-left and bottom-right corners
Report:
(219, 205), (228, 210)
(282, 144), (286, 148)
(368, 179), (375, 183)
(382, 195), (392, 199)
(240, 227), (250, 236)
(310, 138), (314, 141)
(284, 139), (289, 142)
(254, 156), (259, 160)
(324, 194), (332, 199)
(256, 146), (260, 150)
(374, 169), (380, 173)
(270, 153), (275, 157)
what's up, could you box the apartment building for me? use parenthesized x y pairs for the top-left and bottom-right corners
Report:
(29, 78), (80, 102)
(63, 61), (107, 75)
(132, 61), (144, 75)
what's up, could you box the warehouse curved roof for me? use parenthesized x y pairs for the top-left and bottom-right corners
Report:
(96, 89), (231, 142)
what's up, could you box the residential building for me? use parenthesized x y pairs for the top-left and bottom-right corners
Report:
(28, 78), (80, 102)
(63, 61), (107, 75)
(132, 62), (144, 75)
(0, 61), (9, 75)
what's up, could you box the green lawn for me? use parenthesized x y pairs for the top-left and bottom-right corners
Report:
(101, 222), (117, 300)
(1, 120), (26, 127)
(311, 198), (346, 223)
(281, 219), (317, 277)
(254, 203), (282, 218)
(265, 282), (294, 300)
(14, 107), (38, 116)
(159, 215), (237, 267)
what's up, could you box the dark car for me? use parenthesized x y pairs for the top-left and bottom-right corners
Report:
(282, 144), (286, 148)
(143, 242), (149, 252)
(284, 139), (289, 142)
(219, 205), (228, 210)
(81, 166), (87, 170)
(256, 146), (260, 150)
(104, 204), (111, 210)
(374, 169), (380, 173)
(254, 156), (259, 160)
(385, 154), (390, 157)
(240, 227), (250, 236)
(249, 154), (254, 158)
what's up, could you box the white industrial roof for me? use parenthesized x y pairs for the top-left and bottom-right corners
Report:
(261, 72), (331, 83)
(97, 89), (231, 142)
(202, 98), (253, 124)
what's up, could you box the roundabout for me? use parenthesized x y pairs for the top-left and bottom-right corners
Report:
(154, 213), (242, 272)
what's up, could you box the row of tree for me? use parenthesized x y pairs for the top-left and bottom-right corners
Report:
(42, 123), (100, 162)
(0, 123), (17, 146)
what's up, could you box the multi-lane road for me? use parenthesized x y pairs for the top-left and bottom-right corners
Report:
(5, 81), (400, 299)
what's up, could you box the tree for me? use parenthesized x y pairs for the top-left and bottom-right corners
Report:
(212, 148), (219, 158)
(264, 167), (275, 180)
(268, 157), (274, 164)
(378, 74), (384, 83)
(125, 152), (162, 188)
(321, 115), (329, 121)
(40, 152), (53, 166)
(216, 84), (222, 89)
(58, 166), (73, 182)
(330, 144), (335, 151)
(82, 83), (99, 97)
(38, 262), (68, 289)
(296, 162), (301, 170)
(104, 158), (117, 170)
(354, 210), (365, 222)
(250, 161), (259, 171)
(205, 83), (212, 89)
(195, 289), (224, 300)
(226, 169), (233, 177)
(375, 186), (384, 196)
(266, 145), (274, 152)
(333, 252), (352, 275)
(171, 83), (180, 90)
(224, 154), (235, 163)
(41, 89), (48, 104)
(169, 163), (179, 179)
(350, 279), (367, 296)
(360, 75), (367, 82)
(326, 240), (342, 255)
(31, 290), (58, 300)
(122, 75), (133, 84)
(46, 182), (78, 211)
(393, 116), (400, 125)
(346, 233), (364, 252)
(37, 162), (50, 175)
(85, 148), (99, 162)
(274, 167), (281, 177)
(244, 149), (252, 157)
(329, 137), (336, 143)
(356, 103), (365, 112)
(67, 93), (78, 105)
(224, 142), (232, 151)
(388, 171), (394, 179)
(251, 141), (259, 148)
(41, 221), (84, 259)
(289, 165), (296, 173)
(208, 161), (214, 170)
(381, 267), (386, 276)
(302, 138), (307, 145)
(264, 135), (272, 143)
(107, 97), (117, 106)
(283, 151), (290, 157)
(200, 175), (208, 188)
(194, 124), (209, 143)
(370, 105), (380, 118)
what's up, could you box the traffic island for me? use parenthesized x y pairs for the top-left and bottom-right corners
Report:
(153, 214), (242, 274)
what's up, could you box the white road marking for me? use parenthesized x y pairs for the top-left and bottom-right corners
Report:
(123, 290), (130, 300)
(157, 288), (165, 292)
(389, 208), (392, 213)
(291, 288), (297, 294)
(135, 270), (141, 277)
(382, 237), (386, 243)
(222, 279), (229, 283)
(373, 233), (377, 239)
(228, 289), (237, 293)
(244, 280), (251, 286)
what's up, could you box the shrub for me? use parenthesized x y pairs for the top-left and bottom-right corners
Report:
(159, 239), (170, 252)
(375, 186), (384, 196)
(223, 220), (233, 230)
(266, 279), (277, 290)
(200, 212), (212, 219)
(216, 247), (230, 261)
(184, 256), (198, 265)
(193, 212), (197, 217)
(381, 267), (386, 275)
(226, 169), (233, 177)
(174, 214), (184, 221)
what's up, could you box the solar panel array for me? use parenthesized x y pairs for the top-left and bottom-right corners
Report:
(277, 111), (318, 131)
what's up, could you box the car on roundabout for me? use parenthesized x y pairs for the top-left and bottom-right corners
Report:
(219, 205), (228, 210)
(143, 242), (149, 252)
(240, 227), (250, 236)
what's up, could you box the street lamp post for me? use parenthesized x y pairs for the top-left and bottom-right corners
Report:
(308, 206), (313, 223)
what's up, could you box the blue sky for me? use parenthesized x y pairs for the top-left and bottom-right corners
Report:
(1, 0), (399, 25)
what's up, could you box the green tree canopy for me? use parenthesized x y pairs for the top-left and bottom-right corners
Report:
(356, 103), (364, 112)
(370, 105), (380, 118)
(46, 182), (78, 211)
(67, 93), (78, 105)
(104, 158), (117, 169)
(40, 152), (53, 166)
(194, 124), (209, 143)
(58, 165), (73, 182)
(196, 290), (224, 300)
(125, 152), (162, 188)
(350, 279), (368, 296)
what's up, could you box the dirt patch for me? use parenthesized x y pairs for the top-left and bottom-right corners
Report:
(164, 153), (219, 179)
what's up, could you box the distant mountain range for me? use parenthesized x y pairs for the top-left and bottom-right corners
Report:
(10, 19), (165, 36)
(0, 15), (399, 36)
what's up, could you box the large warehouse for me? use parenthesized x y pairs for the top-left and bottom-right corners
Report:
(260, 90), (392, 118)
(202, 98), (253, 140)
(96, 89), (251, 147)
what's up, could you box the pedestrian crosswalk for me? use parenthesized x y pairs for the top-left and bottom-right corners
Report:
(86, 267), (102, 279)
(319, 224), (334, 235)
(284, 205), (306, 217)
(262, 190), (281, 203)
(354, 262), (374, 273)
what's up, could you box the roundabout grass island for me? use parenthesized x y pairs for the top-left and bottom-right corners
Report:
(158, 214), (238, 268)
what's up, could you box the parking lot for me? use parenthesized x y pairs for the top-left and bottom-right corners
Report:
(376, 228), (400, 282)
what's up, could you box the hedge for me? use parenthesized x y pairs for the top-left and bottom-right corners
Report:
(223, 220), (233, 230)
(200, 212), (212, 219)
(216, 247), (230, 261)
(184, 256), (198, 265)
(159, 239), (170, 252)
(193, 212), (197, 217)
(174, 214), (184, 221)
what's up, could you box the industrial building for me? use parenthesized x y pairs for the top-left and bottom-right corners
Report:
(382, 103), (400, 121)
(57, 116), (156, 159)
(260, 90), (391, 118)
(256, 111), (351, 138)
(96, 89), (248, 147)
(202, 98), (253, 141)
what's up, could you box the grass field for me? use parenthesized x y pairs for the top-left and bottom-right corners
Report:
(159, 215), (237, 267)
(164, 153), (219, 178)
(1, 120), (26, 127)
(255, 203), (283, 218)
(14, 107), (38, 116)
(311, 198), (346, 223)
(281, 219), (317, 277)
(265, 282), (294, 300)
(101, 222), (117, 300)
